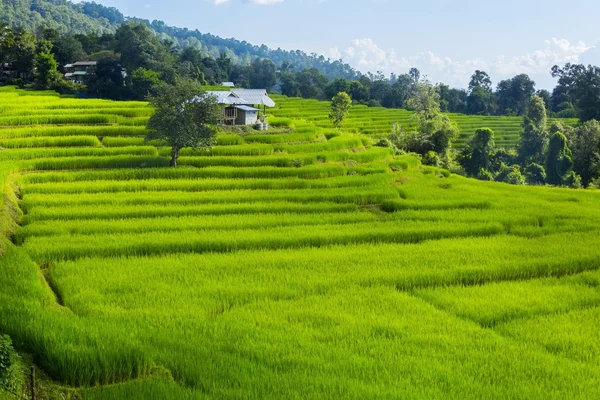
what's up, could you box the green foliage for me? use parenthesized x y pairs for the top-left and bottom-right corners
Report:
(0, 334), (18, 393)
(563, 171), (582, 189)
(34, 42), (61, 89)
(545, 131), (573, 185)
(249, 58), (277, 90)
(459, 128), (495, 176)
(570, 119), (600, 187)
(328, 91), (352, 128)
(524, 163), (547, 185)
(131, 67), (161, 100)
(146, 80), (220, 166)
(496, 74), (536, 116)
(495, 164), (526, 185)
(519, 95), (549, 164)
(405, 82), (460, 155)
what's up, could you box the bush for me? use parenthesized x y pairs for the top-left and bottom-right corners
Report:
(422, 151), (441, 167)
(495, 164), (525, 185)
(477, 169), (495, 181)
(375, 138), (393, 148)
(563, 171), (582, 189)
(524, 163), (547, 185)
(0, 334), (19, 392)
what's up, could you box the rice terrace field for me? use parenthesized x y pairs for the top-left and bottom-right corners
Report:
(1, 85), (600, 399)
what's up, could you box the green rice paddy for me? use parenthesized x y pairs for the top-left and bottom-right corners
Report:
(0, 85), (598, 399)
(269, 94), (579, 147)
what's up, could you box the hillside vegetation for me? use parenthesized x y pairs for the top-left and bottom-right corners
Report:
(269, 94), (578, 148)
(0, 87), (599, 399)
(0, 0), (358, 80)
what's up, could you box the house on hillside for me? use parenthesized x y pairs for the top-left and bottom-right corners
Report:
(205, 89), (276, 127)
(64, 61), (97, 84)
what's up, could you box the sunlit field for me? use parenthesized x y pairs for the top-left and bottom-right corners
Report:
(269, 94), (578, 148)
(0, 86), (598, 399)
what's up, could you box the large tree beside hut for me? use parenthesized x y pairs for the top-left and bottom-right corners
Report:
(147, 79), (220, 167)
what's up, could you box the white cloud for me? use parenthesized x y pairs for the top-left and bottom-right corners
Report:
(337, 37), (594, 89)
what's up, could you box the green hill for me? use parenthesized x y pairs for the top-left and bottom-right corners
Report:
(0, 86), (599, 398)
(0, 0), (358, 80)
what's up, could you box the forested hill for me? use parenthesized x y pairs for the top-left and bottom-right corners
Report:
(0, 0), (359, 80)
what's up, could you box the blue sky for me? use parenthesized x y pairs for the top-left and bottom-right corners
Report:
(90, 0), (600, 89)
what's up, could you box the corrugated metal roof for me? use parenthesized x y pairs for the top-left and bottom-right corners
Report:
(231, 89), (276, 107)
(73, 61), (97, 67)
(236, 105), (259, 112)
(205, 91), (249, 105)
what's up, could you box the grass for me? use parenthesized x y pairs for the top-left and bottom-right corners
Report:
(0, 87), (598, 398)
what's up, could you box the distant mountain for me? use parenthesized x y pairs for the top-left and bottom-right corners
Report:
(0, 0), (360, 80)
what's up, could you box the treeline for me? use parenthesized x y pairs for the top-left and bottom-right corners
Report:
(1, 0), (359, 81)
(0, 22), (287, 100)
(281, 67), (600, 122)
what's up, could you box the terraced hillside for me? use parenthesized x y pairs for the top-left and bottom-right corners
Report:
(269, 94), (578, 148)
(0, 86), (599, 399)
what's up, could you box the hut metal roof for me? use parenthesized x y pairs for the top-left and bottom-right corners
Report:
(231, 89), (276, 107)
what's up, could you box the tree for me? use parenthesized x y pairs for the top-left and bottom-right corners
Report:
(349, 80), (369, 102)
(114, 22), (173, 76)
(329, 92), (352, 128)
(458, 128), (495, 176)
(437, 84), (467, 113)
(324, 78), (350, 99)
(545, 131), (574, 185)
(10, 28), (36, 79)
(518, 95), (548, 165)
(467, 86), (496, 115)
(524, 163), (547, 185)
(280, 72), (300, 97)
(229, 64), (250, 87)
(249, 58), (277, 90)
(34, 39), (60, 89)
(402, 82), (460, 155)
(536, 89), (552, 114)
(52, 35), (85, 67)
(296, 68), (328, 99)
(570, 120), (600, 187)
(86, 55), (127, 100)
(382, 74), (412, 109)
(495, 74), (536, 116)
(147, 79), (221, 167)
(0, 24), (14, 64)
(495, 164), (525, 185)
(468, 70), (492, 92)
(131, 67), (161, 100)
(551, 63), (600, 122)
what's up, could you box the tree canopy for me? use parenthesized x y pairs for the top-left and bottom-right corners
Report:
(329, 92), (352, 129)
(146, 79), (221, 167)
